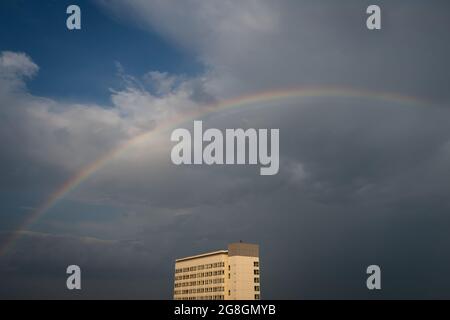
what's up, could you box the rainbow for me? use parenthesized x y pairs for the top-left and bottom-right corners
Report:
(0, 86), (435, 256)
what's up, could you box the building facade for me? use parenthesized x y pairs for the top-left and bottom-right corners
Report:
(173, 242), (260, 300)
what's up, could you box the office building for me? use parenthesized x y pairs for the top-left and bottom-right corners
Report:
(173, 242), (260, 300)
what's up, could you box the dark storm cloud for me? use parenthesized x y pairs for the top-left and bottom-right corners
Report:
(4, 97), (450, 299)
(152, 100), (450, 299)
(0, 231), (169, 299)
(100, 0), (450, 100)
(1, 1), (450, 299)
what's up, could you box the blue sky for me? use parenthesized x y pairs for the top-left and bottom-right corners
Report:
(0, 0), (200, 104)
(0, 0), (206, 237)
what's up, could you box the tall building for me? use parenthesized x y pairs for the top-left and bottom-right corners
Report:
(173, 242), (260, 300)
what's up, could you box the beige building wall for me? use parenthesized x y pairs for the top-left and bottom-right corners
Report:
(228, 256), (260, 300)
(173, 243), (260, 300)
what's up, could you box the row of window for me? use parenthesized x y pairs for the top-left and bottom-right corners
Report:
(175, 278), (225, 288)
(175, 269), (225, 281)
(176, 261), (259, 273)
(175, 285), (259, 295)
(175, 278), (259, 289)
(175, 262), (226, 274)
(174, 286), (225, 295)
(176, 294), (259, 300)
(176, 295), (225, 300)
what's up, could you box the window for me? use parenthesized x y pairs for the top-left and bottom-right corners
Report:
(228, 290), (231, 296)
(255, 294), (260, 300)
(254, 261), (259, 267)
(254, 286), (260, 292)
(254, 269), (259, 275)
(254, 277), (259, 283)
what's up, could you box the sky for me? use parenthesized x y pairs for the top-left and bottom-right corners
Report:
(0, 0), (450, 299)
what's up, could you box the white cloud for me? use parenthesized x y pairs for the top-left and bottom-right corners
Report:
(0, 51), (38, 78)
(96, 0), (283, 97)
(0, 51), (210, 172)
(97, 0), (279, 53)
(0, 51), (39, 93)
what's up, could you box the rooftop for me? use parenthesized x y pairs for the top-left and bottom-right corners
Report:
(175, 250), (228, 262)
